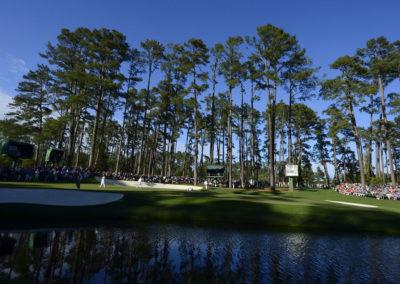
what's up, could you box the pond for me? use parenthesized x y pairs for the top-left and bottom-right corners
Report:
(1, 224), (400, 283)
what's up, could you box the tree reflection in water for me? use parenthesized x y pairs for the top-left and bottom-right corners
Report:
(1, 225), (400, 283)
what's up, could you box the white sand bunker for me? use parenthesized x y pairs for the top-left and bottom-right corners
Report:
(97, 177), (203, 190)
(0, 188), (123, 206)
(325, 200), (378, 208)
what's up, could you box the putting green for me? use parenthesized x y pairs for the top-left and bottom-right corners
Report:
(0, 187), (123, 206)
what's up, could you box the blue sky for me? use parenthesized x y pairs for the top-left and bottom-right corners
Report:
(1, 0), (399, 115)
(1, 0), (399, 173)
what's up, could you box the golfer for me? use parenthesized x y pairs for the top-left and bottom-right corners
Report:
(100, 174), (106, 188)
(137, 177), (143, 189)
(204, 180), (208, 190)
(76, 171), (83, 190)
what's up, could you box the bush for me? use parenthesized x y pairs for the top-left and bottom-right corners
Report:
(370, 177), (384, 185)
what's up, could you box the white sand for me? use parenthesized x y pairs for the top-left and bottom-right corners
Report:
(0, 188), (123, 206)
(96, 177), (203, 190)
(325, 200), (378, 208)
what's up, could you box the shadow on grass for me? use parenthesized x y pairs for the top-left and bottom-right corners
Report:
(234, 189), (284, 196)
(295, 188), (319, 192)
(303, 204), (400, 234)
(0, 182), (73, 189)
(2, 184), (400, 234)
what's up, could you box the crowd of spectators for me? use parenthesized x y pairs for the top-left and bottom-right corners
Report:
(1, 165), (268, 189)
(334, 183), (400, 200)
(0, 166), (92, 182)
(101, 172), (223, 187)
(101, 172), (196, 184)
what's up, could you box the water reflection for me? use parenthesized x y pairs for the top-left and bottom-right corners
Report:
(1, 225), (400, 283)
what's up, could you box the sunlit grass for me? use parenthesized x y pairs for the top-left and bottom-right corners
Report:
(1, 181), (400, 234)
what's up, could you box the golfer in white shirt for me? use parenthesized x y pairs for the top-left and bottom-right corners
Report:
(100, 175), (106, 188)
(137, 177), (142, 189)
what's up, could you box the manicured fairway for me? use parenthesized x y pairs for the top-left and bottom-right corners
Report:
(1, 181), (400, 234)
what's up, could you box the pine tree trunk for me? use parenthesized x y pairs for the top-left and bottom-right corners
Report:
(215, 129), (220, 164)
(380, 141), (386, 183)
(222, 128), (225, 166)
(66, 84), (80, 167)
(332, 138), (339, 184)
(88, 86), (104, 169)
(266, 71), (276, 191)
(94, 93), (112, 170)
(74, 122), (85, 168)
(279, 127), (284, 164)
(347, 97), (365, 187)
(131, 112), (140, 172)
(161, 123), (167, 177)
(57, 118), (67, 149)
(210, 59), (217, 165)
(250, 79), (255, 182)
(142, 118), (153, 176)
(297, 137), (303, 168)
(167, 117), (176, 176)
(200, 133), (205, 170)
(343, 151), (347, 183)
(368, 93), (374, 178)
(67, 108), (77, 167)
(240, 84), (245, 188)
(375, 141), (381, 178)
(168, 139), (175, 176)
(183, 123), (191, 177)
(378, 75), (396, 186)
(126, 133), (133, 172)
(216, 126), (221, 164)
(227, 86), (233, 188)
(288, 82), (293, 164)
(148, 121), (159, 175)
(193, 72), (198, 185)
(384, 147), (389, 181)
(136, 62), (153, 175)
(245, 130), (250, 181)
(323, 161), (330, 187)
(72, 110), (81, 156)
(35, 142), (41, 167)
(268, 113), (276, 190)
(115, 83), (130, 174)
(394, 147), (399, 183)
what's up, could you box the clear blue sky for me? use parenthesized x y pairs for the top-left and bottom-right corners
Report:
(1, 0), (399, 114)
(1, 0), (399, 173)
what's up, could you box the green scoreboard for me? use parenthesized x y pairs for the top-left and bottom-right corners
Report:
(0, 140), (34, 159)
(45, 148), (64, 164)
(206, 165), (225, 179)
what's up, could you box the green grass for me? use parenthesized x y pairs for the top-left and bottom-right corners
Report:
(1, 181), (400, 234)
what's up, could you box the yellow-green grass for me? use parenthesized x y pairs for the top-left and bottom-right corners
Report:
(1, 181), (400, 234)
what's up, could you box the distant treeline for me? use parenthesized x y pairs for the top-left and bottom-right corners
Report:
(1, 25), (399, 188)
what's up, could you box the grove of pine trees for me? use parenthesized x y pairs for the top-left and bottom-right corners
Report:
(1, 25), (400, 188)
